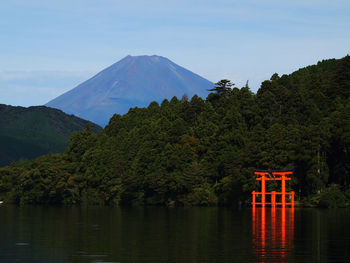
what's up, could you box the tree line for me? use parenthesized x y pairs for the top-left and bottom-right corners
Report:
(0, 56), (349, 207)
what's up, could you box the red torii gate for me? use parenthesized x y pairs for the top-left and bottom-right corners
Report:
(252, 170), (295, 207)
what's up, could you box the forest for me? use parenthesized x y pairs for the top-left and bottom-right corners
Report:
(0, 56), (349, 208)
(0, 104), (101, 166)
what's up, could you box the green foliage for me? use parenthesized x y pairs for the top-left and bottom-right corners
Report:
(208, 79), (235, 96)
(1, 55), (350, 207)
(0, 105), (102, 166)
(319, 184), (348, 208)
(305, 184), (349, 208)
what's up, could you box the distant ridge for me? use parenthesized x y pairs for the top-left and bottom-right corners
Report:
(46, 55), (213, 126)
(0, 104), (101, 166)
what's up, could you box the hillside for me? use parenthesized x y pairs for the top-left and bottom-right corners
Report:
(46, 55), (212, 126)
(1, 55), (349, 207)
(0, 104), (101, 166)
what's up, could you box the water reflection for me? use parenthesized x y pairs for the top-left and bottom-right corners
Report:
(1, 205), (350, 262)
(252, 207), (295, 262)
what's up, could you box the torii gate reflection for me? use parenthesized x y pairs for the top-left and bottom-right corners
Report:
(252, 171), (295, 262)
(252, 207), (295, 262)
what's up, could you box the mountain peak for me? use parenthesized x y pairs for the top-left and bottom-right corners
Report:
(120, 54), (169, 63)
(46, 55), (213, 126)
(126, 54), (163, 58)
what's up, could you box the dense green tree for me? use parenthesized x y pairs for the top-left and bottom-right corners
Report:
(208, 79), (234, 96)
(1, 55), (350, 207)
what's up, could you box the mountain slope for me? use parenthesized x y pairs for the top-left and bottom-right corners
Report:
(0, 104), (101, 166)
(46, 55), (213, 126)
(1, 55), (350, 206)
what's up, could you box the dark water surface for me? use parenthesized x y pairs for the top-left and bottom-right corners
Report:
(0, 205), (349, 263)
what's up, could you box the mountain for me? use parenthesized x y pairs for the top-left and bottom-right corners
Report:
(46, 55), (213, 126)
(1, 55), (350, 206)
(0, 104), (101, 166)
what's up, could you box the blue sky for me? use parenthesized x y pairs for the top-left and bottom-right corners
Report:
(1, 0), (349, 106)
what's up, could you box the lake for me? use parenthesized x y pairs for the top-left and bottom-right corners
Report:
(0, 205), (349, 263)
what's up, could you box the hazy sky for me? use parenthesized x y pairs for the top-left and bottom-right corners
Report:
(1, 0), (349, 106)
